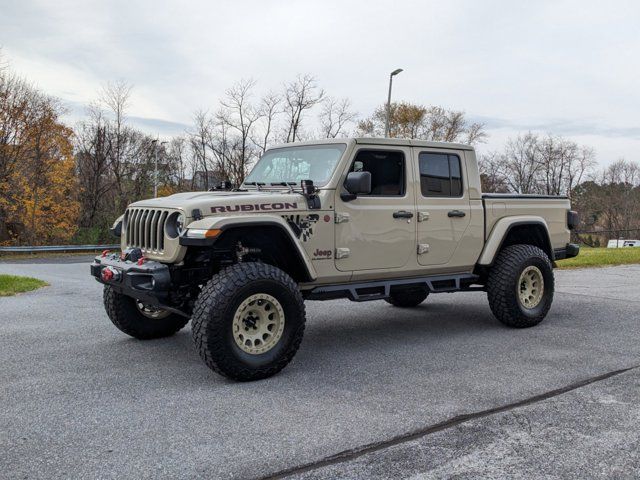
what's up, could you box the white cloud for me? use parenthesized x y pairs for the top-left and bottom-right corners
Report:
(2, 0), (639, 165)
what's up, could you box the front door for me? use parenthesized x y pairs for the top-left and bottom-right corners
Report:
(413, 149), (471, 266)
(334, 147), (416, 272)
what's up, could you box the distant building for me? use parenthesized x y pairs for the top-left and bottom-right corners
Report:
(191, 171), (223, 191)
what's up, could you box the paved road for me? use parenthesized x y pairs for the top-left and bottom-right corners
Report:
(1, 258), (639, 479)
(293, 367), (640, 479)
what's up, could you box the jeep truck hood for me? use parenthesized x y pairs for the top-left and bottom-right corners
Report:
(128, 190), (309, 218)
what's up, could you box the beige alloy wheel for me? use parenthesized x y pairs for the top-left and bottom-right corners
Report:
(136, 300), (171, 319)
(232, 293), (285, 355)
(517, 266), (544, 309)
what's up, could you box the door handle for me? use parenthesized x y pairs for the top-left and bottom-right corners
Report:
(448, 210), (466, 218)
(393, 210), (414, 219)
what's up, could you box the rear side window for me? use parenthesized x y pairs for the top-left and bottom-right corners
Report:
(349, 150), (405, 196)
(419, 152), (463, 197)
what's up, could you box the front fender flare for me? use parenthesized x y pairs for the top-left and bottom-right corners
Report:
(181, 215), (317, 281)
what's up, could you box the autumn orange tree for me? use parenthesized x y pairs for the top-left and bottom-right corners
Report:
(357, 101), (486, 145)
(0, 66), (79, 245)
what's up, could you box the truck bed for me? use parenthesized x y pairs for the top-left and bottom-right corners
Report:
(482, 194), (572, 251)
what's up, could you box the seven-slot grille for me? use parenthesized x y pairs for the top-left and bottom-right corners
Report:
(124, 208), (169, 253)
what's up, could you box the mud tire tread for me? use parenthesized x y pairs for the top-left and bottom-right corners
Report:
(487, 244), (554, 328)
(191, 262), (306, 381)
(103, 286), (189, 339)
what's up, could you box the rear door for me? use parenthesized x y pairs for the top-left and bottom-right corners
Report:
(334, 146), (416, 272)
(413, 149), (471, 266)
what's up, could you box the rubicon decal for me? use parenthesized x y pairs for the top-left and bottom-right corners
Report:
(211, 202), (298, 213)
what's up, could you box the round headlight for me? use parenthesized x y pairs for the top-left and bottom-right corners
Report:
(176, 214), (185, 236)
(166, 212), (186, 239)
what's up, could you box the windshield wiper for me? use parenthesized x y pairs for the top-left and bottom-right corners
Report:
(245, 181), (266, 191)
(270, 182), (298, 193)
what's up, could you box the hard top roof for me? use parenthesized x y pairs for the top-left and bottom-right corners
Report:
(268, 137), (474, 151)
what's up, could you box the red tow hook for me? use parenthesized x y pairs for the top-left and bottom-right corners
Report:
(101, 267), (114, 281)
(137, 256), (146, 266)
(101, 266), (120, 282)
(101, 249), (110, 257)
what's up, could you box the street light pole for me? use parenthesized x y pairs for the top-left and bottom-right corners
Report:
(385, 68), (403, 138)
(151, 140), (158, 197)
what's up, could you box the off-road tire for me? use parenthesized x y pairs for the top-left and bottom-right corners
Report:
(191, 262), (306, 381)
(103, 286), (189, 339)
(487, 244), (554, 328)
(385, 290), (429, 308)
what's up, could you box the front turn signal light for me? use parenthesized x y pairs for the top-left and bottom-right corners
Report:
(185, 228), (222, 239)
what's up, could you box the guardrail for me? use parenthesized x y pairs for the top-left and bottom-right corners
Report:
(0, 244), (119, 254)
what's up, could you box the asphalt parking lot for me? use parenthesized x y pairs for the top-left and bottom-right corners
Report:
(1, 257), (639, 479)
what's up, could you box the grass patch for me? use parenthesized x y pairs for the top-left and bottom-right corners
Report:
(0, 274), (48, 296)
(0, 251), (98, 261)
(556, 247), (640, 269)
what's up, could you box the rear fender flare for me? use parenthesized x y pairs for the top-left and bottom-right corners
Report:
(478, 216), (552, 266)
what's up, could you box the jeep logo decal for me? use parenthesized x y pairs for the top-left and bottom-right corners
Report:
(313, 248), (332, 259)
(211, 202), (298, 213)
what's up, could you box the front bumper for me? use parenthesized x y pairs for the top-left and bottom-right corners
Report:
(90, 253), (171, 306)
(554, 243), (580, 260)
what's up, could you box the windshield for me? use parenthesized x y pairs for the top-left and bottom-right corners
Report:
(244, 144), (346, 187)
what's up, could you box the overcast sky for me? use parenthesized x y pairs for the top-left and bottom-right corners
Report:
(2, 0), (639, 166)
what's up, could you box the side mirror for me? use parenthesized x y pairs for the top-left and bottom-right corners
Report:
(344, 171), (371, 198)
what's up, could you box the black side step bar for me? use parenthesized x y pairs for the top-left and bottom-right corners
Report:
(306, 273), (481, 302)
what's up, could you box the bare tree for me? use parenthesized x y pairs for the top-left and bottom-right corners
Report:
(537, 135), (596, 197)
(500, 133), (542, 194)
(0, 47), (7, 71)
(218, 79), (261, 184)
(252, 91), (282, 154)
(486, 133), (595, 196)
(100, 80), (134, 211)
(75, 105), (114, 228)
(283, 74), (324, 142)
(209, 113), (235, 185)
(478, 152), (509, 193)
(574, 159), (640, 235)
(100, 80), (132, 129)
(465, 121), (487, 145)
(604, 158), (640, 185)
(319, 97), (357, 138)
(166, 136), (188, 189)
(188, 110), (213, 189)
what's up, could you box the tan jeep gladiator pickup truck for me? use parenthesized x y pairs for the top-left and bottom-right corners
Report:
(91, 137), (579, 381)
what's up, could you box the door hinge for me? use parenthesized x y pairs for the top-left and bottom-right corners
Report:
(335, 212), (350, 224)
(417, 211), (430, 222)
(417, 243), (430, 255)
(335, 248), (350, 259)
